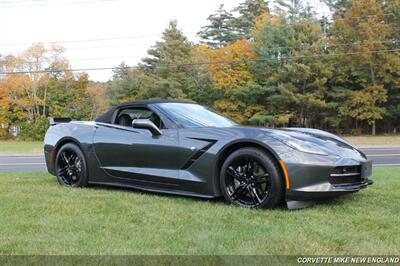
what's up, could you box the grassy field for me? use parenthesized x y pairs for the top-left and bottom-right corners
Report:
(0, 168), (399, 256)
(0, 141), (43, 155)
(344, 135), (400, 147)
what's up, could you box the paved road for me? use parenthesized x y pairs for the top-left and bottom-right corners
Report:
(0, 155), (46, 171)
(361, 147), (400, 166)
(0, 146), (399, 171)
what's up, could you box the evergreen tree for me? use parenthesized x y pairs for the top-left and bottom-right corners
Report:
(232, 0), (270, 39)
(252, 13), (332, 128)
(323, 0), (353, 16)
(184, 45), (222, 106)
(198, 5), (237, 48)
(274, 0), (312, 19)
(108, 62), (142, 105)
(140, 20), (193, 99)
(198, 1), (269, 47)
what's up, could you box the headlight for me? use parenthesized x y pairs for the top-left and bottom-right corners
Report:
(271, 134), (328, 156)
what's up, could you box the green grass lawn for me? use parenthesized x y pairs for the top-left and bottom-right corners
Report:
(0, 141), (43, 155)
(0, 168), (399, 256)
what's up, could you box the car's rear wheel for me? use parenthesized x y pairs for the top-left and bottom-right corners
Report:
(55, 143), (88, 187)
(220, 147), (284, 208)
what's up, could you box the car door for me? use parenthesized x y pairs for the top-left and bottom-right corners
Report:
(93, 106), (181, 186)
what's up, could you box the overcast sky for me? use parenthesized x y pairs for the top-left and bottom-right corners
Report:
(0, 0), (329, 81)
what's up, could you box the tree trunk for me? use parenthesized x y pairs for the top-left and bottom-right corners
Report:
(372, 121), (376, 136)
(43, 85), (47, 117)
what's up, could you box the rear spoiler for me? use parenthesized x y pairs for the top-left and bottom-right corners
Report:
(49, 117), (72, 126)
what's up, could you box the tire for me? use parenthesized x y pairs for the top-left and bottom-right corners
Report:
(219, 147), (284, 209)
(55, 143), (88, 187)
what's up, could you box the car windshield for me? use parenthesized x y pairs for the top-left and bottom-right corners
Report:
(156, 103), (237, 128)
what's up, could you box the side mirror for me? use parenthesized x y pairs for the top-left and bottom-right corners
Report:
(132, 119), (162, 136)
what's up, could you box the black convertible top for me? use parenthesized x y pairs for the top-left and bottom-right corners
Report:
(118, 99), (193, 107)
(95, 99), (195, 123)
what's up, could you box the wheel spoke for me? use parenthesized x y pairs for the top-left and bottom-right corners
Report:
(230, 183), (246, 199)
(251, 187), (262, 203)
(68, 154), (76, 164)
(227, 166), (245, 182)
(57, 166), (68, 176)
(69, 163), (80, 178)
(61, 152), (69, 165)
(60, 175), (71, 185)
(253, 173), (269, 184)
(247, 187), (259, 205)
(246, 159), (253, 176)
(74, 158), (82, 173)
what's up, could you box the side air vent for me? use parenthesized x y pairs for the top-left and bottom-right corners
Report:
(181, 139), (217, 170)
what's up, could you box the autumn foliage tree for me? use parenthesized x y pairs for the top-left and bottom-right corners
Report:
(207, 39), (256, 122)
(105, 0), (400, 134)
(2, 0), (400, 139)
(0, 44), (108, 140)
(330, 0), (397, 134)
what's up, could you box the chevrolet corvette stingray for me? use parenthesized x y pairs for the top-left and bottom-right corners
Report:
(44, 100), (373, 209)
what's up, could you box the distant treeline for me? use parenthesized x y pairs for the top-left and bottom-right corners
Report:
(1, 0), (399, 140)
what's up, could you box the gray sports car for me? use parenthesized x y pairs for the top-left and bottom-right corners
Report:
(44, 100), (373, 209)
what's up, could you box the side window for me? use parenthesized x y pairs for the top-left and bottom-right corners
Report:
(115, 108), (164, 129)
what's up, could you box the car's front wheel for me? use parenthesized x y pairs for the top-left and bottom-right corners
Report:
(220, 147), (284, 208)
(55, 143), (88, 187)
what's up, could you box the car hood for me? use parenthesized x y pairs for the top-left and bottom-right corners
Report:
(229, 126), (366, 159)
(181, 126), (365, 159)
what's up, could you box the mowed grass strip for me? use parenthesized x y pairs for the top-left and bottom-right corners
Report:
(0, 141), (43, 155)
(344, 135), (400, 147)
(0, 168), (399, 255)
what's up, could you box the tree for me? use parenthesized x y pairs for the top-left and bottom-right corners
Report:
(198, 1), (269, 48)
(206, 39), (257, 122)
(252, 11), (333, 128)
(383, 0), (400, 40)
(198, 4), (238, 48)
(232, 0), (270, 39)
(250, 14), (295, 127)
(274, 0), (313, 20)
(0, 44), (108, 140)
(3, 0), (396, 138)
(140, 20), (193, 99)
(184, 45), (222, 106)
(330, 0), (393, 135)
(87, 82), (110, 120)
(323, 0), (353, 16)
(107, 62), (143, 105)
(382, 0), (400, 133)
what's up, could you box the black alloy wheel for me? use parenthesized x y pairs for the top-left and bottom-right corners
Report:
(220, 147), (284, 208)
(55, 143), (88, 187)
